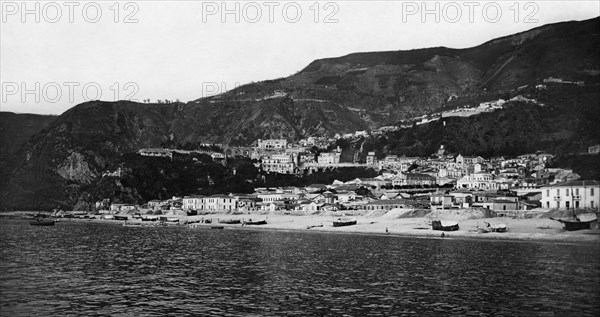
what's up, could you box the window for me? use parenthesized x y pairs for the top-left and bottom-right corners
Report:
(575, 201), (579, 209)
(547, 202), (550, 208)
(592, 188), (595, 196)
(556, 189), (560, 196)
(576, 188), (579, 195)
(566, 189), (570, 196)
(546, 190), (550, 197)
(557, 202), (560, 209)
(566, 201), (570, 209)
(592, 201), (595, 209)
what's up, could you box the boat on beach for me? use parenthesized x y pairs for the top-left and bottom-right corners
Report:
(487, 223), (507, 232)
(333, 217), (357, 227)
(550, 212), (597, 231)
(29, 218), (55, 226)
(431, 220), (459, 231)
(211, 226), (225, 229)
(219, 219), (241, 224)
(114, 215), (128, 221)
(243, 219), (267, 225)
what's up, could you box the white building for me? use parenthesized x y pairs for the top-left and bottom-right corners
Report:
(540, 180), (600, 210)
(318, 152), (341, 165)
(261, 154), (295, 174)
(182, 195), (238, 211)
(256, 139), (287, 151)
(456, 173), (498, 190)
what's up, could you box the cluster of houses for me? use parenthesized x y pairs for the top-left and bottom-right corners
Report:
(110, 131), (599, 215)
(106, 176), (599, 215)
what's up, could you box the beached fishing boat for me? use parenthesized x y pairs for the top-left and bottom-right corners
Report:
(211, 226), (225, 230)
(333, 217), (357, 227)
(219, 219), (241, 224)
(141, 216), (158, 221)
(486, 222), (508, 232)
(243, 220), (267, 225)
(550, 213), (597, 231)
(29, 218), (55, 226)
(114, 215), (128, 221)
(307, 224), (324, 229)
(431, 220), (459, 231)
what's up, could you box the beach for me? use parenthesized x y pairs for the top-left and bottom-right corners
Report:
(188, 213), (600, 243)
(5, 210), (599, 243)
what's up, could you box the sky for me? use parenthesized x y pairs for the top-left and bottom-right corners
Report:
(1, 1), (599, 115)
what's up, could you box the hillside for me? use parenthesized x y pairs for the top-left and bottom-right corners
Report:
(1, 17), (599, 210)
(0, 112), (57, 188)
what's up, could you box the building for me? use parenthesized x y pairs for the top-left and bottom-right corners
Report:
(366, 152), (377, 166)
(318, 152), (341, 165)
(392, 173), (436, 187)
(540, 180), (600, 210)
(363, 199), (409, 211)
(455, 154), (484, 167)
(430, 194), (454, 210)
(182, 195), (238, 211)
(456, 173), (497, 190)
(256, 139), (287, 151)
(261, 154), (295, 174)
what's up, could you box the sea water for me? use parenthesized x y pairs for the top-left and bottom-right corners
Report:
(1, 219), (599, 316)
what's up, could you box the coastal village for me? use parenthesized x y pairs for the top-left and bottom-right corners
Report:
(96, 133), (600, 220)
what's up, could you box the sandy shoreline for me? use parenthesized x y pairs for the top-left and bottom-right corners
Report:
(5, 211), (599, 243)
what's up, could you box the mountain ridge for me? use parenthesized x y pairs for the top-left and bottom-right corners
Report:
(1, 17), (599, 210)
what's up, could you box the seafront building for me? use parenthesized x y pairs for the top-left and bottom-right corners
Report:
(540, 180), (600, 210)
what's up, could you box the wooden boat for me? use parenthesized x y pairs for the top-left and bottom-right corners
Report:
(307, 224), (324, 229)
(211, 226), (225, 230)
(219, 219), (241, 224)
(431, 220), (459, 231)
(243, 220), (267, 225)
(29, 219), (55, 226)
(333, 217), (357, 227)
(487, 223), (507, 233)
(114, 215), (128, 221)
(123, 222), (154, 227)
(551, 213), (597, 231)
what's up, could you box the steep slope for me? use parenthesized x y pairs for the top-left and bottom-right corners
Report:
(0, 112), (57, 156)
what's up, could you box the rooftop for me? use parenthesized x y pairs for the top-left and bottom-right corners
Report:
(547, 180), (600, 188)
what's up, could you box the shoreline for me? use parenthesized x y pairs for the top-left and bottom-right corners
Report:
(5, 212), (599, 244)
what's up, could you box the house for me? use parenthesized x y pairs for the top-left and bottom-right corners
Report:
(491, 199), (519, 212)
(455, 154), (484, 166)
(366, 152), (377, 165)
(589, 145), (600, 155)
(456, 173), (497, 190)
(317, 152), (341, 165)
(540, 180), (600, 210)
(392, 173), (436, 187)
(298, 201), (321, 212)
(182, 195), (238, 211)
(363, 199), (409, 211)
(336, 191), (357, 203)
(261, 154), (295, 174)
(257, 193), (284, 203)
(430, 194), (454, 210)
(110, 203), (137, 213)
(256, 139), (287, 151)
(449, 192), (473, 208)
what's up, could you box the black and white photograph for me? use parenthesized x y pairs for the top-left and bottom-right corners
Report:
(1, 0), (599, 315)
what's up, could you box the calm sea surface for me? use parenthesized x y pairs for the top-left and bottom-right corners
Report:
(1, 219), (599, 317)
